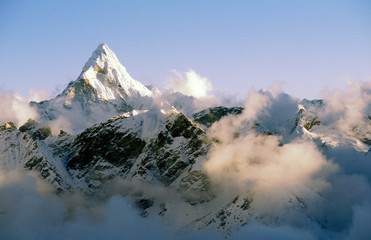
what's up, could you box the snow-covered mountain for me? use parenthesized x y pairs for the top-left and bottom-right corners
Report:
(31, 44), (157, 132)
(0, 120), (73, 192)
(1, 44), (371, 239)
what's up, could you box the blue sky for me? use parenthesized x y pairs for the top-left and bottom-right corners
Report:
(1, 0), (371, 99)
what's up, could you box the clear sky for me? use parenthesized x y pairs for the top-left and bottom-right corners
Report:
(1, 0), (371, 100)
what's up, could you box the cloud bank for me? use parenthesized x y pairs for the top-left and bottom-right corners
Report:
(0, 169), (221, 240)
(202, 82), (371, 239)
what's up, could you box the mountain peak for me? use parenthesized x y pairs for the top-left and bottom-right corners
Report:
(97, 43), (109, 50)
(82, 43), (119, 72)
(69, 43), (153, 105)
(94, 43), (114, 56)
(32, 44), (155, 129)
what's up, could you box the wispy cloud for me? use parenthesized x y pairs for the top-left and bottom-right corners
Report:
(0, 88), (49, 127)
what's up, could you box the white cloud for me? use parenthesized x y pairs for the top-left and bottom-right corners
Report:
(0, 88), (50, 128)
(319, 81), (371, 133)
(0, 92), (37, 127)
(167, 70), (213, 98)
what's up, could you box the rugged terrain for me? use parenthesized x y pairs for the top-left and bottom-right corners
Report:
(1, 44), (370, 238)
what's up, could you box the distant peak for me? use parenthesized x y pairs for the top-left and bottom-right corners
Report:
(74, 43), (153, 100)
(82, 43), (119, 72)
(91, 43), (115, 58)
(98, 43), (109, 48)
(95, 43), (111, 54)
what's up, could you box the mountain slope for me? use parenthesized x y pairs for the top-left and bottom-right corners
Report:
(31, 44), (155, 132)
(0, 121), (73, 192)
(65, 108), (212, 197)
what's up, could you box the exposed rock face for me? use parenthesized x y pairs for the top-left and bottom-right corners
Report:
(294, 108), (321, 131)
(0, 121), (72, 192)
(64, 109), (212, 194)
(193, 106), (243, 128)
(0, 108), (214, 200)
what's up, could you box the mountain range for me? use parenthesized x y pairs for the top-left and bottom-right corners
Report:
(1, 44), (370, 238)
